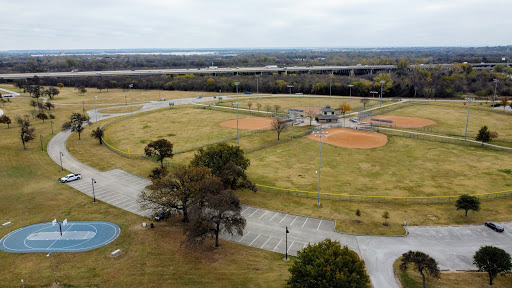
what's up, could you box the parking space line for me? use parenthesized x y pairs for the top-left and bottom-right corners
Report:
(279, 214), (288, 223)
(317, 220), (322, 230)
(258, 211), (269, 219)
(303, 243), (308, 248)
(287, 241), (294, 253)
(249, 234), (261, 246)
(273, 239), (283, 251)
(248, 209), (260, 217)
(269, 212), (279, 221)
(302, 218), (309, 228)
(241, 207), (250, 214)
(238, 232), (250, 243)
(289, 216), (298, 226)
(261, 236), (272, 249)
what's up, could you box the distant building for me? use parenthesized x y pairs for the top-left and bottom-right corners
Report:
(316, 105), (339, 123)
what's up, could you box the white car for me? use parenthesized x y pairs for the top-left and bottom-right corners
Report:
(58, 173), (82, 183)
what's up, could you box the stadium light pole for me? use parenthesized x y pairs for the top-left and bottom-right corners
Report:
(51, 120), (54, 135)
(256, 74), (260, 97)
(380, 80), (385, 108)
(313, 129), (328, 206)
(464, 98), (474, 141)
(492, 79), (499, 108)
(59, 152), (64, 172)
(91, 178), (97, 203)
(129, 84), (133, 117)
(47, 252), (58, 284)
(348, 84), (354, 97)
(94, 96), (98, 129)
(40, 135), (43, 152)
(287, 85), (294, 118)
(235, 82), (240, 146)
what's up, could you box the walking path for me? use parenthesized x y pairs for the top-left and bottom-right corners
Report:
(46, 96), (512, 288)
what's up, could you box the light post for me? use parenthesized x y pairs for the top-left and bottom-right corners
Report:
(21, 279), (24, 288)
(287, 85), (294, 118)
(82, 101), (85, 114)
(129, 84), (133, 117)
(51, 120), (53, 135)
(40, 135), (43, 152)
(59, 152), (64, 171)
(380, 80), (385, 107)
(94, 96), (98, 129)
(235, 82), (240, 146)
(370, 91), (378, 98)
(312, 129), (328, 206)
(492, 79), (499, 108)
(91, 178), (97, 203)
(348, 84), (354, 97)
(464, 98), (474, 140)
(47, 252), (58, 285)
(285, 226), (289, 260)
(256, 74), (260, 97)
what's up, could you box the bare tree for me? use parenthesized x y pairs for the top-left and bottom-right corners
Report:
(305, 108), (316, 126)
(360, 98), (370, 110)
(247, 101), (253, 111)
(16, 116), (36, 150)
(256, 103), (262, 112)
(273, 104), (281, 114)
(264, 104), (272, 114)
(271, 118), (288, 140)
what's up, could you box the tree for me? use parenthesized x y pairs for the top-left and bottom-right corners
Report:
(57, 83), (64, 89)
(91, 127), (104, 144)
(139, 165), (212, 222)
(16, 116), (36, 150)
(190, 143), (252, 190)
(305, 108), (316, 126)
(61, 112), (91, 140)
(256, 103), (262, 112)
(288, 239), (370, 288)
(271, 118), (288, 141)
(44, 87), (60, 100)
(36, 112), (48, 123)
(247, 101), (253, 111)
(474, 246), (512, 285)
(355, 209), (361, 223)
(382, 211), (390, 225)
(339, 103), (351, 126)
(78, 86), (87, 94)
(360, 98), (370, 110)
(455, 194), (480, 217)
(186, 180), (246, 247)
(0, 115), (12, 128)
(45, 101), (55, 111)
(264, 104), (272, 114)
(502, 96), (509, 111)
(273, 104), (281, 114)
(400, 251), (440, 288)
(476, 125), (491, 146)
(30, 99), (37, 111)
(144, 139), (174, 168)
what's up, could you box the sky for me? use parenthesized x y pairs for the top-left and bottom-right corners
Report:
(1, 0), (511, 50)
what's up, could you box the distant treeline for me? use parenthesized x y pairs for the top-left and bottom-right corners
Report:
(10, 62), (512, 99)
(1, 46), (511, 73)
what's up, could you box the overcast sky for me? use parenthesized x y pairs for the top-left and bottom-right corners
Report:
(1, 0), (510, 50)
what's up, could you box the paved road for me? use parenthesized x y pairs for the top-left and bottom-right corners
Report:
(46, 95), (512, 288)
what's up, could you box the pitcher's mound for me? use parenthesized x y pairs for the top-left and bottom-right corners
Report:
(364, 115), (436, 128)
(307, 128), (388, 149)
(220, 117), (274, 130)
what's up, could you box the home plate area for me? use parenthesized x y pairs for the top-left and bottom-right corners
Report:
(0, 221), (120, 253)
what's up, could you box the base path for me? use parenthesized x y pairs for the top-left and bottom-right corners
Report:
(45, 96), (512, 288)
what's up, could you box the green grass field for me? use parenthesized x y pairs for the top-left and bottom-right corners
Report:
(393, 257), (512, 288)
(0, 84), (292, 287)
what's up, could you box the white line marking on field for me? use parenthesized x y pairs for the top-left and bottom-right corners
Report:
(302, 218), (309, 228)
(289, 216), (298, 226)
(273, 239), (283, 251)
(317, 220), (322, 230)
(287, 241), (294, 253)
(248, 209), (260, 217)
(261, 237), (272, 249)
(249, 234), (261, 246)
(269, 212), (279, 221)
(279, 214), (288, 223)
(238, 232), (250, 243)
(258, 211), (269, 219)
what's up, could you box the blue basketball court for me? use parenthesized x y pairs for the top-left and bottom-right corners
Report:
(0, 221), (120, 253)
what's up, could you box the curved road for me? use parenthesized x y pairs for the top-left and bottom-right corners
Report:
(47, 96), (512, 288)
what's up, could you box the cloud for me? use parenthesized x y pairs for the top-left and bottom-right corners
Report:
(0, 0), (510, 50)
